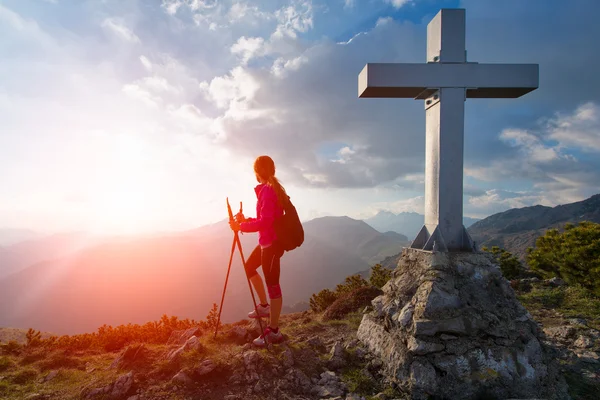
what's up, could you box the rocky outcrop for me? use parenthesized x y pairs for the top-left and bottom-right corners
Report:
(357, 248), (570, 400)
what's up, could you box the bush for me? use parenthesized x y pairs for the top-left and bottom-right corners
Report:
(0, 356), (14, 372)
(335, 275), (368, 296)
(482, 246), (524, 280)
(309, 289), (338, 313)
(0, 340), (22, 356)
(527, 222), (600, 295)
(369, 264), (393, 288)
(11, 367), (38, 384)
(322, 286), (383, 321)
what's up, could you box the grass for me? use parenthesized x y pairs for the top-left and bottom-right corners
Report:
(518, 284), (600, 329)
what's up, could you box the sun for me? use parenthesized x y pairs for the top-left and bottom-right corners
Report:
(88, 134), (163, 235)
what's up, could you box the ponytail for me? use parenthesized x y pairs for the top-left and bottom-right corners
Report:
(267, 175), (288, 208)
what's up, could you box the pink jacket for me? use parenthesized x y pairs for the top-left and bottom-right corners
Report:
(240, 183), (284, 247)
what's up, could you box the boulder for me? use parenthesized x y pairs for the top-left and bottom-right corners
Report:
(357, 248), (570, 400)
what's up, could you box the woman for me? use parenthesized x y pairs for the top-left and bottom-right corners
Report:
(229, 155), (286, 346)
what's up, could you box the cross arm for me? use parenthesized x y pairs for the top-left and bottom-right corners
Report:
(358, 63), (539, 99)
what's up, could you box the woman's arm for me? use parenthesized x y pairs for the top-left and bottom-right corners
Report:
(240, 187), (277, 233)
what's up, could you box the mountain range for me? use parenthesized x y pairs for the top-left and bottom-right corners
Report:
(0, 216), (408, 335)
(363, 211), (479, 239)
(468, 194), (600, 259)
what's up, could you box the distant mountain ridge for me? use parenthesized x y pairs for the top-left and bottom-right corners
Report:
(468, 194), (600, 259)
(363, 211), (479, 238)
(0, 216), (405, 334)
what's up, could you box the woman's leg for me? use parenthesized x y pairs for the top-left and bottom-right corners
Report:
(245, 245), (268, 305)
(262, 245), (283, 329)
(250, 274), (268, 305)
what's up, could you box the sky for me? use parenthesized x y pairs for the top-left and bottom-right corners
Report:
(1, 0), (599, 236)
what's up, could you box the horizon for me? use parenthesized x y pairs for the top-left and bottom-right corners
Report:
(2, 0), (600, 236)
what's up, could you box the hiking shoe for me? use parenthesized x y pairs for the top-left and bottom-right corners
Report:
(253, 327), (283, 347)
(248, 304), (270, 319)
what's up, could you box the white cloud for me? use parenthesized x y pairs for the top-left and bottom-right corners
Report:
(101, 18), (140, 43)
(231, 36), (265, 64)
(547, 102), (600, 152)
(140, 55), (153, 71)
(271, 55), (308, 77)
(385, 0), (412, 8)
(200, 66), (260, 112)
(273, 0), (313, 39)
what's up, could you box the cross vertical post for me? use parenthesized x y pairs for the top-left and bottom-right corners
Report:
(415, 9), (471, 252)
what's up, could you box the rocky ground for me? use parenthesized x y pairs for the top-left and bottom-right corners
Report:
(0, 310), (406, 400)
(1, 277), (599, 399)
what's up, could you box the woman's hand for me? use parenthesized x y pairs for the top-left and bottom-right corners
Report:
(234, 212), (246, 223)
(229, 220), (241, 232)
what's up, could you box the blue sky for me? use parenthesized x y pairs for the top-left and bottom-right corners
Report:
(1, 0), (599, 235)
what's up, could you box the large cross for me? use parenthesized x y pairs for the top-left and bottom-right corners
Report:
(358, 8), (538, 252)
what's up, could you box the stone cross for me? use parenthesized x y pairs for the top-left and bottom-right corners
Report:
(358, 8), (538, 252)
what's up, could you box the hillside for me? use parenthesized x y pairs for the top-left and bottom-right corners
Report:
(0, 217), (404, 335)
(303, 216), (409, 265)
(364, 211), (479, 239)
(0, 232), (95, 279)
(468, 194), (600, 259)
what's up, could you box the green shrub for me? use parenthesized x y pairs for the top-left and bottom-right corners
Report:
(309, 289), (338, 313)
(0, 356), (14, 372)
(0, 340), (22, 356)
(11, 367), (38, 384)
(322, 286), (383, 321)
(527, 222), (600, 295)
(369, 264), (393, 289)
(482, 246), (524, 280)
(336, 275), (368, 296)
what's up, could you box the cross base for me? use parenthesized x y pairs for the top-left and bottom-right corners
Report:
(410, 224), (475, 252)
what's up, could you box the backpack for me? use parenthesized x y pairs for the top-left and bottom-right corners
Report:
(275, 196), (304, 252)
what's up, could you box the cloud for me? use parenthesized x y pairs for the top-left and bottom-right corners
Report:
(273, 0), (313, 39)
(101, 18), (140, 43)
(547, 102), (600, 152)
(385, 0), (412, 9)
(231, 36), (265, 64)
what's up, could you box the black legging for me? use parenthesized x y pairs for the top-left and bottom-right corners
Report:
(245, 243), (284, 298)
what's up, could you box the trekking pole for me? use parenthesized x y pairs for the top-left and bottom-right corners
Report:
(230, 200), (266, 341)
(214, 213), (237, 339)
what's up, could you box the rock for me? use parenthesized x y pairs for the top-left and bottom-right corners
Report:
(167, 327), (202, 345)
(574, 335), (593, 349)
(397, 303), (414, 328)
(111, 344), (149, 369)
(173, 370), (193, 385)
(410, 359), (438, 393)
(83, 371), (134, 399)
(568, 318), (588, 326)
(126, 396), (139, 400)
(195, 359), (216, 376)
(111, 371), (134, 398)
(407, 337), (445, 355)
(328, 341), (346, 370)
(345, 393), (365, 400)
(282, 346), (294, 368)
(543, 326), (577, 342)
(357, 248), (570, 400)
(307, 336), (325, 351)
(577, 351), (600, 364)
(166, 335), (203, 361)
(39, 370), (58, 383)
(544, 277), (566, 287)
